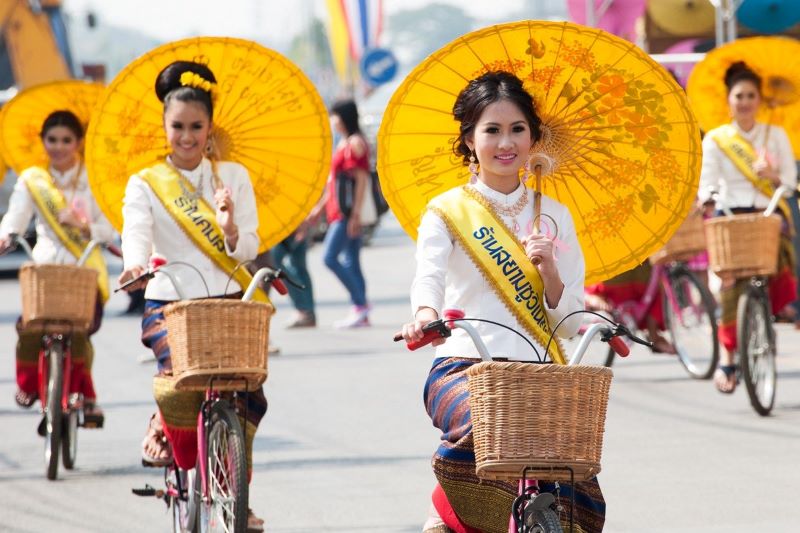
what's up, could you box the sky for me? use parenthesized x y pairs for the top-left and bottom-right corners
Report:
(63, 0), (531, 45)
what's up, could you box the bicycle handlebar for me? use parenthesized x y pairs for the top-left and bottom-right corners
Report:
(5, 233), (109, 267)
(393, 309), (653, 365)
(115, 263), (305, 302)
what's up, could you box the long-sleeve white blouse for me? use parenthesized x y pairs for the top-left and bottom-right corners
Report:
(121, 157), (259, 301)
(699, 122), (797, 209)
(0, 163), (115, 264)
(411, 180), (585, 362)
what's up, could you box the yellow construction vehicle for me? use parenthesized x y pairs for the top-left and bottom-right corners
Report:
(1, 0), (73, 92)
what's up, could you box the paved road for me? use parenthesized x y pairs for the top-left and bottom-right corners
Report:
(1, 215), (799, 532)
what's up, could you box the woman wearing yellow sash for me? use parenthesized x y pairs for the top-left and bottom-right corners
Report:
(399, 72), (604, 533)
(117, 61), (266, 531)
(0, 110), (113, 426)
(699, 62), (798, 394)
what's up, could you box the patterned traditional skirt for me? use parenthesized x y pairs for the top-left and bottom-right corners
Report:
(15, 296), (103, 401)
(142, 299), (268, 471)
(717, 209), (797, 352)
(424, 357), (606, 533)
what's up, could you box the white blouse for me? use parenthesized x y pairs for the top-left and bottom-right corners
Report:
(121, 157), (259, 301)
(0, 163), (115, 264)
(699, 122), (797, 209)
(411, 180), (585, 362)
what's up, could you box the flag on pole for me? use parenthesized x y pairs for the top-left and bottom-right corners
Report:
(325, 0), (383, 83)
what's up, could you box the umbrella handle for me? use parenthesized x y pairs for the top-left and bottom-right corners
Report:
(531, 164), (543, 265)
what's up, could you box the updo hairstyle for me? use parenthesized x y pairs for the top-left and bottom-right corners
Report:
(724, 61), (762, 95)
(451, 71), (542, 165)
(154, 60), (217, 119)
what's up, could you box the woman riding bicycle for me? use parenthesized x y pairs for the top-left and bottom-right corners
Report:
(117, 60), (266, 531)
(0, 110), (113, 425)
(399, 71), (605, 533)
(698, 61), (798, 394)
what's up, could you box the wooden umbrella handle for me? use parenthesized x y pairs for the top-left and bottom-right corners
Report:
(531, 164), (543, 264)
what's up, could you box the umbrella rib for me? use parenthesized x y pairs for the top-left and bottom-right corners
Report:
(225, 108), (331, 136)
(545, 27), (605, 118)
(221, 88), (324, 134)
(541, 21), (568, 106)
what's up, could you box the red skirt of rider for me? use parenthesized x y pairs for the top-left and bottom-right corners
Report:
(14, 297), (103, 400)
(585, 262), (665, 330)
(424, 357), (606, 533)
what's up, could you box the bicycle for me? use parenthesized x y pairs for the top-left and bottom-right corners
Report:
(585, 260), (719, 379)
(2, 233), (111, 480)
(706, 186), (790, 416)
(396, 309), (651, 533)
(129, 262), (298, 532)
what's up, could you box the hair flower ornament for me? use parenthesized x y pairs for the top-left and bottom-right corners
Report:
(179, 71), (216, 94)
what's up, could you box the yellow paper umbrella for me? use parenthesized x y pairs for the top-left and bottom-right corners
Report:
(85, 37), (332, 251)
(377, 20), (702, 285)
(646, 0), (716, 37)
(0, 80), (104, 174)
(686, 36), (800, 158)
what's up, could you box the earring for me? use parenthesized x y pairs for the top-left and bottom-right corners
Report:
(469, 152), (478, 184)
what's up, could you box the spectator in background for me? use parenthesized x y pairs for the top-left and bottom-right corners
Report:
(306, 99), (372, 328)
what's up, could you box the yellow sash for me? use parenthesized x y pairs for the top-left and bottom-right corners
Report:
(710, 124), (792, 222)
(428, 186), (567, 365)
(139, 163), (271, 306)
(23, 166), (109, 303)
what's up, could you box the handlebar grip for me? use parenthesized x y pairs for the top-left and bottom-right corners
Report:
(608, 336), (630, 357)
(272, 278), (288, 295)
(406, 328), (446, 351)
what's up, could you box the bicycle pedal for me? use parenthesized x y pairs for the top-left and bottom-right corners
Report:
(131, 484), (164, 498)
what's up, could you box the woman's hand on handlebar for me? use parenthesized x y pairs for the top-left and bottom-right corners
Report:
(118, 265), (148, 292)
(401, 307), (446, 347)
(0, 235), (12, 255)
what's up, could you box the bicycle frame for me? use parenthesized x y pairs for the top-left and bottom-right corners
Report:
(37, 329), (74, 416)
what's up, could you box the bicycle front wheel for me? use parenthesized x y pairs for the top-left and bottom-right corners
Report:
(44, 339), (64, 480)
(525, 507), (563, 533)
(737, 284), (777, 416)
(199, 400), (248, 533)
(663, 265), (719, 379)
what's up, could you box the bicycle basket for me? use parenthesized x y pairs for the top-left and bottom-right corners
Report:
(650, 211), (706, 265)
(163, 299), (273, 391)
(466, 362), (613, 482)
(704, 213), (781, 278)
(19, 263), (98, 330)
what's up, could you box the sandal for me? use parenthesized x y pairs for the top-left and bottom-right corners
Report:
(82, 401), (105, 429)
(649, 334), (677, 355)
(141, 413), (173, 467)
(15, 389), (38, 409)
(714, 365), (738, 394)
(247, 508), (265, 532)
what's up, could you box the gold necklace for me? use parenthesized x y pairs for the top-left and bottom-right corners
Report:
(473, 185), (528, 233)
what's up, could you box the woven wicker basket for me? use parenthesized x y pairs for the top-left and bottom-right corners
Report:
(163, 299), (273, 391)
(19, 263), (97, 330)
(650, 212), (706, 265)
(705, 214), (782, 278)
(466, 362), (613, 482)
